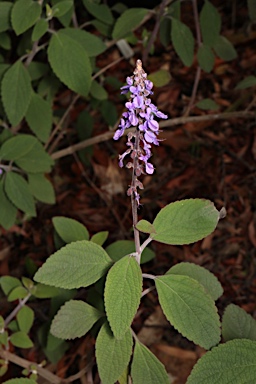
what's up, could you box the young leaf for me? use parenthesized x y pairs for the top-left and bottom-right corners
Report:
(197, 44), (215, 73)
(82, 0), (113, 25)
(25, 92), (52, 142)
(222, 304), (256, 342)
(17, 306), (34, 333)
(147, 69), (171, 87)
(213, 36), (237, 61)
(34, 240), (112, 289)
(112, 8), (148, 40)
(1, 61), (32, 126)
(0, 2), (13, 33)
(167, 262), (223, 301)
(131, 340), (169, 384)
(10, 331), (33, 348)
(155, 274), (220, 349)
(200, 0), (221, 46)
(136, 220), (156, 235)
(32, 18), (48, 41)
(90, 231), (109, 246)
(151, 199), (220, 245)
(96, 323), (133, 384)
(104, 255), (142, 339)
(11, 0), (41, 35)
(187, 339), (256, 383)
(8, 286), (28, 302)
(196, 99), (219, 111)
(52, 216), (89, 243)
(60, 28), (106, 57)
(248, 0), (256, 21)
(28, 173), (55, 204)
(105, 240), (155, 264)
(171, 18), (194, 67)
(235, 75), (256, 89)
(52, 0), (73, 17)
(50, 300), (102, 339)
(0, 179), (17, 229)
(48, 30), (92, 97)
(0, 276), (21, 296)
(5, 172), (36, 216)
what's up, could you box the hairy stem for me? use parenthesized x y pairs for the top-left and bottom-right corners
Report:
(131, 128), (141, 263)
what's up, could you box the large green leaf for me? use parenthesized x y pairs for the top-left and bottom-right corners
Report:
(0, 2), (13, 33)
(112, 8), (148, 40)
(151, 199), (220, 245)
(52, 216), (89, 243)
(82, 0), (113, 25)
(60, 28), (106, 57)
(48, 30), (92, 97)
(11, 0), (41, 35)
(0, 134), (36, 160)
(0, 179), (17, 229)
(187, 339), (256, 383)
(155, 274), (220, 349)
(28, 173), (55, 204)
(96, 323), (133, 384)
(34, 240), (112, 289)
(200, 0), (221, 46)
(131, 341), (169, 384)
(171, 18), (194, 67)
(105, 240), (155, 264)
(213, 36), (237, 61)
(50, 300), (102, 339)
(222, 304), (256, 342)
(4, 172), (36, 216)
(167, 262), (223, 301)
(104, 255), (142, 339)
(1, 61), (32, 126)
(25, 92), (52, 142)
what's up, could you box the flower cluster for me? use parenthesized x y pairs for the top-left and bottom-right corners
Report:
(114, 59), (168, 205)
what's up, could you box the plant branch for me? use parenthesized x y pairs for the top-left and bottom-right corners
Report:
(4, 294), (31, 327)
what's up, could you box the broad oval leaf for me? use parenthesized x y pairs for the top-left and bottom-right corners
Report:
(17, 305), (34, 333)
(10, 331), (33, 348)
(11, 0), (41, 35)
(112, 8), (148, 40)
(171, 18), (194, 67)
(82, 0), (113, 25)
(196, 98), (219, 111)
(136, 219), (156, 235)
(28, 173), (55, 204)
(104, 255), (142, 339)
(8, 286), (28, 301)
(0, 276), (21, 296)
(1, 61), (32, 126)
(155, 274), (220, 349)
(51, 300), (102, 339)
(0, 134), (37, 160)
(60, 28), (106, 57)
(167, 262), (223, 301)
(53, 216), (89, 243)
(151, 199), (220, 245)
(197, 44), (215, 73)
(52, 0), (73, 18)
(96, 323), (133, 384)
(187, 339), (256, 383)
(48, 30), (92, 97)
(25, 92), (52, 142)
(213, 36), (237, 61)
(90, 231), (109, 246)
(0, 2), (13, 33)
(0, 179), (17, 229)
(32, 18), (48, 41)
(131, 340), (169, 384)
(200, 0), (221, 46)
(148, 69), (171, 87)
(34, 240), (112, 289)
(222, 304), (256, 342)
(105, 240), (155, 264)
(235, 75), (256, 89)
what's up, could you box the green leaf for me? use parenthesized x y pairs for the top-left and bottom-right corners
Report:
(10, 331), (33, 348)
(0, 32), (11, 50)
(200, 0), (221, 46)
(147, 69), (171, 87)
(100, 100), (118, 126)
(235, 75), (256, 89)
(112, 8), (148, 40)
(50, 300), (102, 339)
(248, 0), (256, 21)
(0, 2), (13, 33)
(82, 0), (113, 25)
(90, 80), (108, 100)
(167, 262), (223, 301)
(213, 35), (237, 61)
(28, 173), (55, 204)
(151, 199), (220, 245)
(104, 255), (142, 339)
(0, 179), (17, 229)
(0, 134), (36, 160)
(187, 339), (256, 383)
(8, 286), (28, 301)
(48, 30), (92, 97)
(171, 18), (194, 67)
(52, 0), (73, 17)
(96, 323), (133, 384)
(16, 145), (53, 173)
(3, 379), (37, 384)
(105, 240), (155, 264)
(51, 0), (73, 27)
(32, 283), (65, 299)
(1, 61), (32, 126)
(31, 18), (48, 42)
(197, 44), (215, 73)
(34, 240), (112, 289)
(17, 306), (34, 333)
(131, 340), (169, 384)
(11, 0), (41, 35)
(0, 276), (21, 296)
(53, 216), (89, 243)
(25, 92), (52, 142)
(196, 98), (219, 110)
(222, 304), (256, 342)
(5, 172), (36, 216)
(27, 61), (48, 81)
(91, 231), (108, 246)
(155, 274), (220, 349)
(136, 220), (156, 235)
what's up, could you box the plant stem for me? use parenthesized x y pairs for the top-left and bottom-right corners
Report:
(131, 129), (141, 264)
(4, 293), (31, 327)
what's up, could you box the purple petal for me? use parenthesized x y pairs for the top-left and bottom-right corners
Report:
(145, 162), (154, 174)
(148, 119), (159, 131)
(133, 95), (144, 109)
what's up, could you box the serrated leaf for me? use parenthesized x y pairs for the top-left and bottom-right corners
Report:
(0, 134), (36, 160)
(171, 18), (194, 67)
(52, 0), (73, 17)
(105, 240), (155, 264)
(90, 80), (108, 100)
(96, 323), (133, 384)
(200, 0), (221, 46)
(197, 44), (215, 73)
(131, 340), (169, 384)
(187, 339), (256, 383)
(196, 98), (219, 110)
(0, 276), (21, 296)
(104, 255), (142, 339)
(10, 331), (33, 348)
(91, 231), (108, 246)
(25, 92), (52, 142)
(0, 179), (17, 229)
(0, 2), (13, 33)
(147, 69), (171, 87)
(83, 0), (113, 25)
(155, 274), (220, 349)
(222, 304), (256, 342)
(213, 35), (237, 61)
(53, 216), (89, 243)
(167, 262), (223, 301)
(1, 61), (32, 126)
(32, 18), (48, 41)
(235, 75), (256, 89)
(34, 240), (112, 289)
(112, 8), (148, 40)
(136, 220), (156, 235)
(152, 199), (220, 245)
(11, 0), (41, 35)
(5, 172), (36, 216)
(248, 0), (256, 21)
(50, 300), (102, 339)
(3, 379), (37, 384)
(16, 145), (53, 173)
(8, 286), (28, 301)
(48, 30), (92, 97)
(17, 306), (34, 333)
(28, 173), (55, 204)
